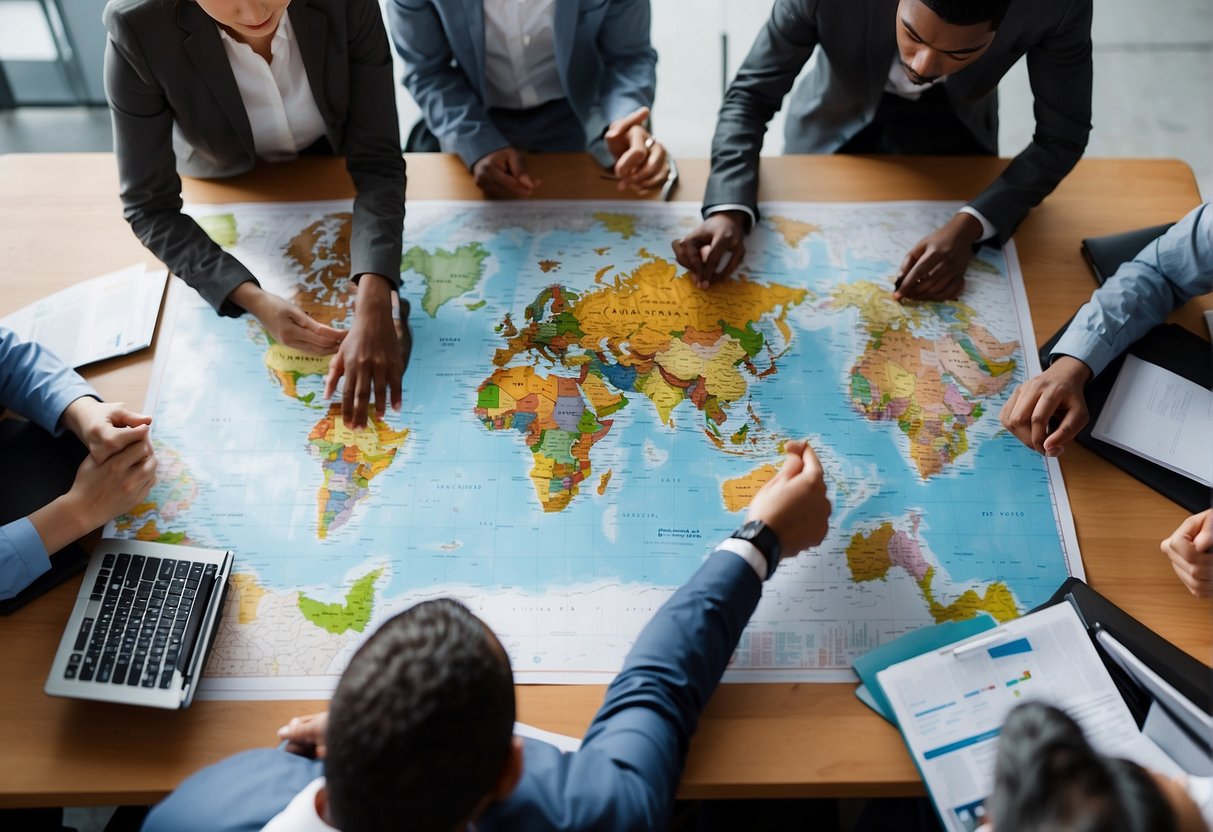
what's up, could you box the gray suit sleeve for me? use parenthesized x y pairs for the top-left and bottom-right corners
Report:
(967, 0), (1092, 243)
(387, 0), (510, 169)
(703, 0), (820, 225)
(595, 0), (658, 127)
(343, 0), (406, 287)
(103, 9), (257, 318)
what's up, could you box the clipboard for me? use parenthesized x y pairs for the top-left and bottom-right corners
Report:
(1039, 322), (1212, 513)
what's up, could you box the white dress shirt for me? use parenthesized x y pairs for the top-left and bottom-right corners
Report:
(260, 777), (334, 832)
(218, 11), (328, 162)
(482, 0), (563, 111)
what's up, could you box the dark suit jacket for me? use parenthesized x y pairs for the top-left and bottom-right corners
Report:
(387, 0), (657, 169)
(706, 0), (1093, 243)
(103, 0), (406, 316)
(142, 550), (763, 831)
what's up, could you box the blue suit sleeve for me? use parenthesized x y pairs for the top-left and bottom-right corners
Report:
(0, 517), (52, 601)
(594, 0), (657, 128)
(386, 0), (510, 168)
(142, 747), (325, 832)
(484, 550), (762, 831)
(0, 327), (97, 435)
(1052, 202), (1213, 376)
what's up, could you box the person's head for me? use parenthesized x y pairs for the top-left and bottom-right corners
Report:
(894, 0), (1009, 85)
(191, 0), (291, 45)
(323, 599), (522, 832)
(988, 701), (1206, 832)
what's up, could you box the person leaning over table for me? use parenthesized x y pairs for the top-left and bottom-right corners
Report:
(141, 439), (832, 832)
(0, 327), (157, 602)
(103, 0), (406, 430)
(385, 0), (670, 199)
(983, 701), (1212, 831)
(672, 0), (1092, 302)
(999, 202), (1213, 598)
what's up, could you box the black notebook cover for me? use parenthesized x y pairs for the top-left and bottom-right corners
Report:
(1081, 223), (1175, 286)
(1039, 323), (1212, 513)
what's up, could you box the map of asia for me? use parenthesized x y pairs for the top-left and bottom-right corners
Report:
(109, 199), (1082, 697)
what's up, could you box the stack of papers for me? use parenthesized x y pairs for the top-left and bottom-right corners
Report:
(0, 265), (168, 369)
(1092, 354), (1213, 487)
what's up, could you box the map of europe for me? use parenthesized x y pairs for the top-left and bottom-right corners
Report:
(110, 199), (1081, 697)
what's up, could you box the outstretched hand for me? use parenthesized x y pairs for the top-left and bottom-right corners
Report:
(894, 213), (983, 302)
(746, 439), (832, 558)
(278, 711), (329, 759)
(1000, 356), (1093, 456)
(324, 274), (404, 430)
(671, 211), (748, 288)
(604, 107), (669, 194)
(472, 147), (540, 199)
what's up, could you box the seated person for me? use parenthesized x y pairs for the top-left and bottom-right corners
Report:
(673, 0), (1093, 301)
(104, 0), (406, 430)
(1000, 203), (1212, 599)
(0, 327), (157, 601)
(142, 440), (833, 831)
(986, 701), (1211, 831)
(386, 0), (669, 198)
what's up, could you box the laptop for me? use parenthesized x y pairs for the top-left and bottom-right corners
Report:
(44, 538), (233, 709)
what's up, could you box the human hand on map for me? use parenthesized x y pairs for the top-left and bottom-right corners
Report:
(893, 213), (983, 302)
(999, 356), (1093, 457)
(671, 212), (748, 288)
(746, 439), (832, 557)
(232, 283), (346, 354)
(472, 147), (540, 199)
(278, 711), (329, 759)
(60, 397), (152, 462)
(1161, 509), (1213, 597)
(604, 107), (669, 194)
(324, 273), (404, 430)
(29, 437), (157, 556)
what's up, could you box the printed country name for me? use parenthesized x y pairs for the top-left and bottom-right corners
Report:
(437, 483), (483, 490)
(602, 307), (686, 316)
(657, 528), (703, 539)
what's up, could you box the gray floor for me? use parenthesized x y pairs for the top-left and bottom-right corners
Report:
(2, 2), (1209, 830)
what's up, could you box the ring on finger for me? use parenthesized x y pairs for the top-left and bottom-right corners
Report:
(644, 137), (655, 150)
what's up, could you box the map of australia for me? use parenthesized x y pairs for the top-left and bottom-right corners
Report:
(111, 199), (1080, 697)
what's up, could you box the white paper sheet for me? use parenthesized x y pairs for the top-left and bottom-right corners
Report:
(0, 264), (168, 368)
(878, 603), (1183, 832)
(1091, 354), (1213, 487)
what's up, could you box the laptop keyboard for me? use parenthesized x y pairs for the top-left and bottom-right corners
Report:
(64, 552), (217, 690)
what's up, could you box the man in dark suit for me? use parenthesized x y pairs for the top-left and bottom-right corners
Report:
(142, 440), (832, 832)
(673, 0), (1093, 302)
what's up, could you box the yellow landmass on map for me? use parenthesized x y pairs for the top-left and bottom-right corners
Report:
(846, 522), (896, 582)
(767, 215), (821, 248)
(594, 212), (638, 240)
(597, 469), (612, 495)
(655, 338), (748, 404)
(263, 343), (333, 399)
(919, 568), (1019, 624)
(229, 573), (268, 625)
(721, 463), (778, 512)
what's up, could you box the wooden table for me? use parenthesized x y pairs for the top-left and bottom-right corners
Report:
(0, 153), (1208, 807)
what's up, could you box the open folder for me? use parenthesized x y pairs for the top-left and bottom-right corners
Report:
(857, 578), (1212, 832)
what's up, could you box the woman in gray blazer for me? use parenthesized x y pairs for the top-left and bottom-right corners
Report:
(103, 0), (407, 429)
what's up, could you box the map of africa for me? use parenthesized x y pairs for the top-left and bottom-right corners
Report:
(110, 199), (1081, 697)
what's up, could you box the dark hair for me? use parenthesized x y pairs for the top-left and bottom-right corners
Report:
(325, 599), (516, 832)
(918, 0), (1013, 29)
(988, 702), (1176, 832)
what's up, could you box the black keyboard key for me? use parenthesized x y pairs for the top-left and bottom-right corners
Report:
(113, 662), (129, 685)
(158, 561), (174, 581)
(176, 571), (215, 680)
(159, 670), (174, 689)
(173, 561), (190, 580)
(130, 555), (145, 578)
(114, 553), (130, 578)
(73, 618), (94, 651)
(64, 665), (77, 680)
(142, 557), (161, 581)
(102, 553), (115, 568)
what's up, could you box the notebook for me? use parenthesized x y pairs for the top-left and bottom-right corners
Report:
(44, 538), (233, 709)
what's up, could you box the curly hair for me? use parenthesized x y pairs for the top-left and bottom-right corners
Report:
(325, 599), (516, 832)
(917, 0), (1013, 29)
(987, 702), (1176, 832)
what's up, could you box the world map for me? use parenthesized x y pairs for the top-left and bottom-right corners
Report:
(110, 199), (1081, 696)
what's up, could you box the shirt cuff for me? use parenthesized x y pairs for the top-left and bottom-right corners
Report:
(1, 517), (52, 594)
(1050, 325), (1114, 379)
(958, 206), (997, 243)
(716, 537), (768, 582)
(705, 204), (757, 232)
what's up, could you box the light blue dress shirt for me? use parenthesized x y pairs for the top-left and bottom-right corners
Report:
(0, 326), (97, 600)
(1052, 202), (1213, 377)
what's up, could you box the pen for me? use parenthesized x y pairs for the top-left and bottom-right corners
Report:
(943, 628), (1009, 658)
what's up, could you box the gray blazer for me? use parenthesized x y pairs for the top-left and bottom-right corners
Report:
(705, 0), (1093, 244)
(103, 0), (406, 316)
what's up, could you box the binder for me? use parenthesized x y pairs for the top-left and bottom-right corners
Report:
(860, 578), (1212, 831)
(1080, 223), (1175, 286)
(1040, 322), (1212, 513)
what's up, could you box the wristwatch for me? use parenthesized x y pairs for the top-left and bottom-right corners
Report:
(731, 520), (782, 580)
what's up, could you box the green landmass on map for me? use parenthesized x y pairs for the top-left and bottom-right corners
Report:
(402, 242), (491, 317)
(298, 569), (383, 634)
(197, 213), (238, 248)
